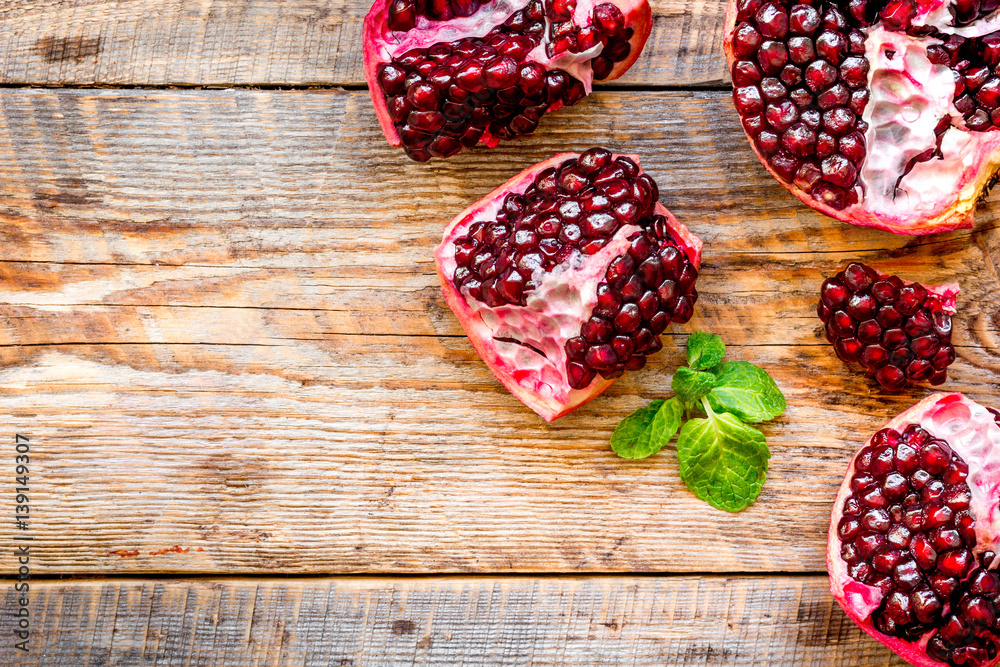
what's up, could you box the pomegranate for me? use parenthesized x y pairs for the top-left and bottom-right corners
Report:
(724, 0), (1000, 234)
(829, 393), (1000, 666)
(434, 148), (703, 421)
(363, 0), (652, 161)
(818, 262), (960, 390)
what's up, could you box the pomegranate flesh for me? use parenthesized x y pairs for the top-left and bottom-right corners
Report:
(435, 148), (703, 421)
(829, 393), (1000, 666)
(363, 0), (651, 161)
(725, 0), (1000, 234)
(818, 262), (960, 390)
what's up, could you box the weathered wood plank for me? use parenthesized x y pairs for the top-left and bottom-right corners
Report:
(0, 88), (991, 261)
(0, 88), (995, 574)
(0, 576), (905, 666)
(0, 0), (728, 87)
(0, 344), (997, 574)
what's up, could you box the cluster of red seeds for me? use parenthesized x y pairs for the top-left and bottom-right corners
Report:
(387, 0), (488, 28)
(450, 148), (698, 388)
(731, 0), (870, 210)
(924, 31), (1000, 133)
(843, 4), (1000, 133)
(730, 0), (1000, 210)
(846, 0), (1000, 29)
(839, 424), (1000, 667)
(542, 1), (635, 75)
(377, 0), (631, 160)
(818, 263), (955, 390)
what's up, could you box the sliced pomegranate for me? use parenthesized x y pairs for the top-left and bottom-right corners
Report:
(829, 393), (1000, 666)
(818, 262), (959, 390)
(363, 0), (652, 160)
(724, 0), (1000, 234)
(434, 149), (703, 421)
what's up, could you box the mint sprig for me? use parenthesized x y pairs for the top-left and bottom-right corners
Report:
(608, 331), (786, 512)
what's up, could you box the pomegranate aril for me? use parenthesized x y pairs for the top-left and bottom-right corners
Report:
(893, 557), (921, 588)
(911, 588), (943, 624)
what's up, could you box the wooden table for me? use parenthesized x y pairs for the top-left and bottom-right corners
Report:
(0, 1), (995, 664)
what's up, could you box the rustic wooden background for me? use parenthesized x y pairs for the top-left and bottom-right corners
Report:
(0, 0), (997, 664)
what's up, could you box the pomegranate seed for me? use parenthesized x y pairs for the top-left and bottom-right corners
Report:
(733, 23), (763, 57)
(755, 3), (789, 38)
(787, 36), (816, 64)
(789, 4), (821, 34)
(758, 41), (790, 73)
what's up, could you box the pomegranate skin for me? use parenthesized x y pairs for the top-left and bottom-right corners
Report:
(363, 0), (652, 159)
(722, 0), (1000, 235)
(828, 393), (1000, 666)
(435, 152), (702, 421)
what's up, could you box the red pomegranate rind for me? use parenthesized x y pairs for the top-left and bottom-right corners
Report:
(723, 0), (1000, 235)
(435, 152), (702, 421)
(818, 262), (960, 391)
(363, 0), (652, 160)
(828, 393), (1000, 666)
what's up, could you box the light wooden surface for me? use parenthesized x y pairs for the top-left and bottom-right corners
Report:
(0, 1), (995, 665)
(0, 89), (995, 579)
(0, 0), (727, 87)
(0, 577), (905, 666)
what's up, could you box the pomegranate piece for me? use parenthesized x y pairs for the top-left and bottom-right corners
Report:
(829, 393), (1000, 667)
(364, 0), (652, 161)
(818, 262), (959, 390)
(435, 148), (703, 421)
(724, 0), (1000, 234)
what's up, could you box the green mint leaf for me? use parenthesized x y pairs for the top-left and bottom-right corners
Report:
(676, 408), (770, 512)
(672, 366), (717, 406)
(707, 360), (786, 424)
(644, 398), (684, 456)
(686, 331), (726, 370)
(611, 400), (665, 459)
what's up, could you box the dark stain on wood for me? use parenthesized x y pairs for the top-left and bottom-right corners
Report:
(391, 619), (417, 635)
(33, 190), (97, 207)
(34, 36), (102, 62)
(677, 644), (734, 661)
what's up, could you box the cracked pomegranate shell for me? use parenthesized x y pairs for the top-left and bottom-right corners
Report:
(724, 0), (1000, 234)
(435, 149), (703, 420)
(818, 262), (960, 390)
(363, 0), (651, 160)
(829, 393), (1000, 666)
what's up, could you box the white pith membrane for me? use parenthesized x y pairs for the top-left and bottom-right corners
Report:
(828, 393), (1000, 666)
(857, 26), (999, 225)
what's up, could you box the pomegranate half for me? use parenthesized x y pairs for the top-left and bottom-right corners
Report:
(829, 393), (1000, 666)
(435, 149), (703, 420)
(724, 0), (1000, 234)
(363, 0), (652, 160)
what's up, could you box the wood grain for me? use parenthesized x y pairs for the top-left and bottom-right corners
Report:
(0, 0), (728, 88)
(0, 88), (995, 575)
(0, 576), (905, 666)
